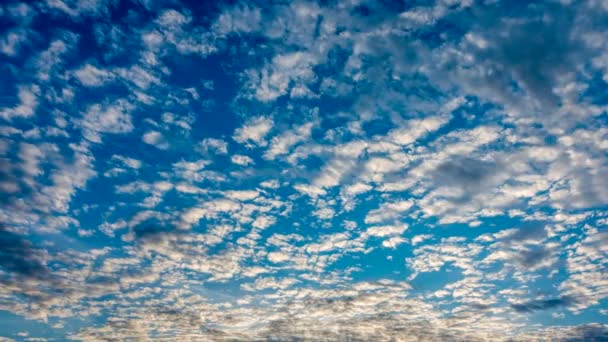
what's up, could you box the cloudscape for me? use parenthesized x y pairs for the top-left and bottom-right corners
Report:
(1, 0), (608, 341)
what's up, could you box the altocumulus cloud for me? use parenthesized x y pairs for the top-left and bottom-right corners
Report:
(0, 0), (607, 341)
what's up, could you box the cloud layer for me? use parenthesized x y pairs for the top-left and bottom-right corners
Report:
(0, 0), (607, 341)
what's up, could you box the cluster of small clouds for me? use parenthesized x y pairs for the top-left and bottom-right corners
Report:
(1, 0), (607, 340)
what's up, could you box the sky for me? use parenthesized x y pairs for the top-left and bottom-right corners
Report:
(0, 0), (608, 341)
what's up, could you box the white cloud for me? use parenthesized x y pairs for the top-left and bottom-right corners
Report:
(36, 37), (75, 81)
(18, 142), (44, 180)
(382, 236), (408, 249)
(264, 122), (313, 160)
(0, 84), (40, 120)
(35, 143), (97, 214)
(241, 276), (298, 291)
(365, 200), (414, 225)
(213, 4), (262, 35)
(115, 65), (159, 90)
(293, 183), (326, 198)
(181, 198), (243, 228)
(252, 215), (276, 229)
(314, 141), (367, 189)
(364, 224), (408, 238)
(224, 190), (259, 201)
(267, 251), (290, 263)
(411, 234), (433, 246)
(199, 137), (228, 155)
(112, 155), (142, 169)
(157, 8), (191, 27)
(81, 100), (134, 142)
(234, 116), (273, 147)
(251, 51), (317, 102)
(44, 0), (109, 18)
(343, 182), (372, 196)
(74, 63), (114, 86)
(142, 131), (169, 150)
(389, 116), (449, 146)
(231, 154), (254, 166)
(313, 207), (335, 220)
(260, 179), (280, 189)
(559, 225), (608, 311)
(0, 30), (28, 56)
(241, 266), (269, 278)
(181, 208), (208, 227)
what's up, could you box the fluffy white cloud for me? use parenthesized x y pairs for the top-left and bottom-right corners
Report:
(231, 154), (254, 166)
(249, 51), (318, 102)
(81, 100), (134, 142)
(0, 85), (40, 120)
(198, 137), (228, 155)
(142, 131), (169, 150)
(389, 116), (449, 146)
(264, 122), (313, 160)
(234, 116), (273, 147)
(73, 63), (114, 86)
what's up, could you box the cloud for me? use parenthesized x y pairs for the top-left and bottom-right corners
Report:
(364, 200), (413, 224)
(142, 131), (169, 150)
(73, 63), (114, 86)
(224, 190), (259, 201)
(264, 122), (313, 160)
(389, 116), (450, 146)
(432, 156), (502, 202)
(1, 0), (608, 340)
(231, 154), (254, 166)
(559, 226), (608, 311)
(34, 35), (77, 81)
(81, 100), (134, 143)
(111, 155), (142, 169)
(0, 224), (49, 280)
(267, 251), (290, 263)
(0, 85), (40, 121)
(233, 116), (273, 147)
(213, 4), (262, 36)
(364, 224), (407, 238)
(43, 0), (111, 19)
(249, 51), (318, 102)
(0, 29), (29, 56)
(464, 2), (587, 109)
(198, 137), (228, 155)
(511, 296), (574, 313)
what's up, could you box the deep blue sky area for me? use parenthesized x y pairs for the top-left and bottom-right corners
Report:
(1, 0), (608, 341)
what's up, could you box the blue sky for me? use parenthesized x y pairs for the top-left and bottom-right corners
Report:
(1, 0), (608, 340)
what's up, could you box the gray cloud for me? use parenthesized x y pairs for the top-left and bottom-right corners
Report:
(432, 156), (502, 202)
(0, 224), (48, 280)
(469, 2), (584, 108)
(511, 296), (574, 313)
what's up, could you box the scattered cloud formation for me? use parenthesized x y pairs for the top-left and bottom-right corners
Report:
(0, 0), (607, 340)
